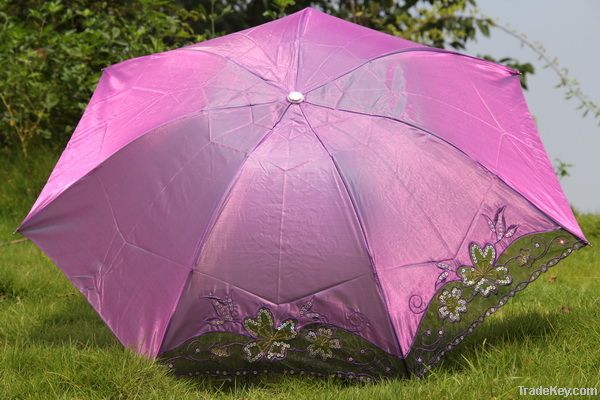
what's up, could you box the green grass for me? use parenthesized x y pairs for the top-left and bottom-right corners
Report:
(1, 148), (599, 399)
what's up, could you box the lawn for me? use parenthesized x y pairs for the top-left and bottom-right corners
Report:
(1, 149), (599, 399)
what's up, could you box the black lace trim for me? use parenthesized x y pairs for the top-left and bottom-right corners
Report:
(406, 230), (585, 377)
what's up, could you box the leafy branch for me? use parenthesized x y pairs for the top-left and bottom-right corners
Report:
(481, 14), (600, 124)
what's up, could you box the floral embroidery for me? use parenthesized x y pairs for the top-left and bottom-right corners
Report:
(458, 243), (512, 297)
(408, 227), (584, 378)
(209, 344), (230, 359)
(438, 287), (467, 322)
(203, 294), (239, 326)
(408, 294), (427, 314)
(298, 297), (326, 322)
(516, 248), (532, 266)
(345, 310), (369, 331)
(305, 328), (342, 360)
(484, 206), (518, 242)
(435, 262), (453, 288)
(158, 210), (584, 380)
(242, 308), (297, 362)
(162, 324), (400, 380)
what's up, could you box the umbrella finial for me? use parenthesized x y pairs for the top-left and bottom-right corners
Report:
(287, 91), (304, 104)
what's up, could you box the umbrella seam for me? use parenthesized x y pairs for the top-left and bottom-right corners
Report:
(160, 271), (394, 357)
(95, 175), (191, 357)
(304, 46), (519, 94)
(293, 7), (310, 90)
(194, 270), (371, 307)
(123, 134), (243, 241)
(276, 170), (288, 304)
(297, 30), (387, 91)
(303, 101), (588, 244)
(367, 178), (494, 274)
(298, 104), (411, 376)
(183, 48), (288, 94)
(450, 179), (496, 261)
(157, 103), (292, 355)
(299, 106), (454, 258)
(18, 100), (283, 231)
(188, 102), (292, 267)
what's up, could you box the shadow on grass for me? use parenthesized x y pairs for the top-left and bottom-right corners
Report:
(26, 295), (119, 349)
(0, 278), (24, 301)
(24, 294), (566, 393)
(185, 373), (348, 394)
(438, 309), (564, 373)
(174, 309), (570, 394)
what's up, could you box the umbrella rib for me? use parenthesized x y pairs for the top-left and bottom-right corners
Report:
(157, 104), (292, 354)
(303, 46), (519, 95)
(95, 174), (189, 269)
(298, 105), (410, 376)
(298, 31), (379, 92)
(375, 179), (495, 274)
(20, 100), (283, 231)
(450, 179), (496, 261)
(276, 168), (288, 304)
(189, 102), (292, 267)
(300, 105), (454, 258)
(304, 100), (501, 174)
(293, 7), (310, 90)
(192, 270), (370, 307)
(183, 48), (288, 94)
(305, 101), (588, 244)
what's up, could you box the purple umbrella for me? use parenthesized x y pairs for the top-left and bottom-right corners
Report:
(19, 8), (587, 379)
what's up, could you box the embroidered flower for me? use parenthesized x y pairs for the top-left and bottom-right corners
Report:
(435, 262), (453, 288)
(458, 243), (512, 297)
(484, 206), (518, 242)
(298, 297), (325, 322)
(305, 328), (342, 360)
(438, 287), (467, 322)
(516, 248), (531, 266)
(209, 344), (230, 359)
(204, 294), (238, 326)
(346, 311), (369, 331)
(242, 308), (297, 362)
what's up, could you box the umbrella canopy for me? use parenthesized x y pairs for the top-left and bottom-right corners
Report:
(19, 8), (587, 379)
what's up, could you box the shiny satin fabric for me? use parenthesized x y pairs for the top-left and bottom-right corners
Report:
(19, 8), (585, 371)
